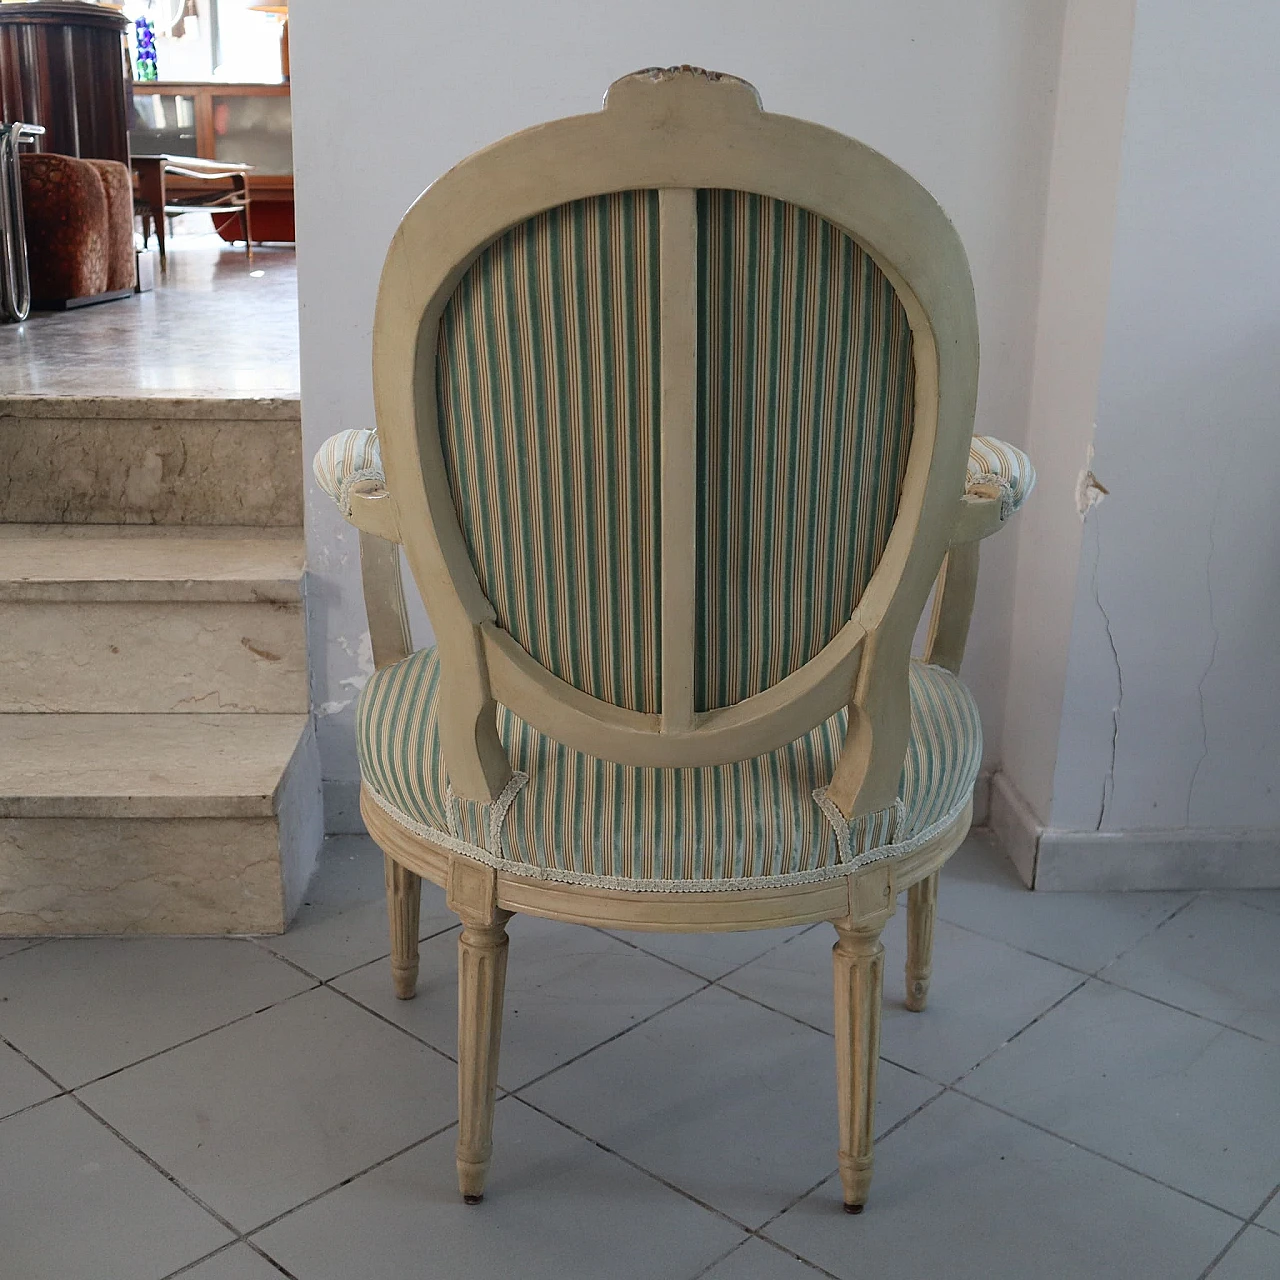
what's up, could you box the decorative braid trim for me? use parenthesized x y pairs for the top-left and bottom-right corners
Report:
(361, 780), (971, 893)
(810, 792), (906, 864)
(966, 472), (1016, 521)
(336, 471), (388, 518)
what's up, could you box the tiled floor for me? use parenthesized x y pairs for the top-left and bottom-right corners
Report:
(1, 833), (1277, 1280)
(0, 231), (298, 397)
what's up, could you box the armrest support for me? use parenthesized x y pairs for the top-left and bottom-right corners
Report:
(926, 437), (1035, 673)
(358, 530), (413, 671)
(924, 542), (980, 673)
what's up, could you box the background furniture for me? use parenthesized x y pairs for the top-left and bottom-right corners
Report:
(316, 68), (1034, 1214)
(0, 1), (131, 165)
(130, 80), (293, 242)
(19, 150), (134, 308)
(132, 153), (253, 266)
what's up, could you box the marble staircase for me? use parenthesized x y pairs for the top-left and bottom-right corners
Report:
(0, 396), (322, 935)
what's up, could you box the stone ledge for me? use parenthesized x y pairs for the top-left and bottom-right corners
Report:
(0, 525), (304, 603)
(0, 394), (301, 421)
(0, 713), (312, 819)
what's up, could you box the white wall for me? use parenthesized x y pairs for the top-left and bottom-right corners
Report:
(996, 0), (1135, 830)
(288, 0), (1068, 820)
(1050, 0), (1280, 836)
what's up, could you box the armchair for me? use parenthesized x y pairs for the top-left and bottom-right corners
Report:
(314, 68), (1033, 1213)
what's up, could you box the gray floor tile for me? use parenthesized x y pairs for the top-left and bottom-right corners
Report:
(766, 1091), (1237, 1280)
(79, 986), (458, 1231)
(0, 1037), (58, 1119)
(333, 912), (705, 1089)
(256, 834), (456, 980)
(699, 1237), (825, 1279)
(1, 1097), (232, 1280)
(937, 834), (1192, 971)
(1209, 1227), (1280, 1279)
(169, 1244), (286, 1280)
(253, 1097), (743, 1280)
(1214, 890), (1280, 918)
(0, 938), (315, 1087)
(963, 980), (1280, 1215)
(1101, 895), (1280, 1043)
(521, 985), (938, 1228)
(722, 913), (1083, 1083)
(605, 924), (812, 981)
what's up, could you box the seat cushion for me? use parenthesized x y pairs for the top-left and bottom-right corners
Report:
(967, 436), (1035, 519)
(83, 159), (136, 293)
(20, 152), (109, 302)
(357, 647), (981, 889)
(313, 428), (383, 515)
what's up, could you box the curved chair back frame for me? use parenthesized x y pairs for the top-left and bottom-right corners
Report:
(371, 68), (978, 816)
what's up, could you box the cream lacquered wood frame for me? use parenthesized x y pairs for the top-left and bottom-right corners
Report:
(350, 67), (997, 1213)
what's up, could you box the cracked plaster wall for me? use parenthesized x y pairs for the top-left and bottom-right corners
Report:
(1050, 0), (1280, 833)
(289, 0), (1067, 825)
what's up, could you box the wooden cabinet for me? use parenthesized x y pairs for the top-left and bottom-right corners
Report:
(130, 82), (294, 241)
(0, 1), (132, 164)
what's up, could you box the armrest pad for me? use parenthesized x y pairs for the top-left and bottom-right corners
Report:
(313, 428), (385, 516)
(967, 436), (1035, 521)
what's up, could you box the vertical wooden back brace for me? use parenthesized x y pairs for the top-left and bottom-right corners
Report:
(658, 187), (699, 734)
(373, 68), (978, 807)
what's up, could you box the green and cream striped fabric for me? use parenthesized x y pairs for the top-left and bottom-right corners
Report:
(312, 428), (383, 516)
(436, 190), (663, 714)
(695, 190), (915, 709)
(967, 436), (1035, 520)
(357, 646), (981, 888)
(434, 189), (916, 716)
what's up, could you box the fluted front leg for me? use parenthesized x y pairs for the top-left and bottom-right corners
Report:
(456, 909), (512, 1203)
(833, 919), (887, 1213)
(905, 871), (938, 1012)
(385, 855), (421, 1000)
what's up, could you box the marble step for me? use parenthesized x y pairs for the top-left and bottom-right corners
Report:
(0, 395), (302, 525)
(0, 525), (308, 713)
(0, 713), (323, 935)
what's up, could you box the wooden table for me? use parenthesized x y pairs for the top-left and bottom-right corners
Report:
(131, 154), (254, 267)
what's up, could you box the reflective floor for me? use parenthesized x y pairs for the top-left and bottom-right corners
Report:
(0, 233), (298, 398)
(1, 833), (1277, 1279)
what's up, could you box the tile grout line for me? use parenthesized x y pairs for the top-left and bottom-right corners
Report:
(507, 977), (717, 1094)
(751, 1084), (950, 1241)
(243, 1119), (459, 1240)
(508, 1091), (762, 1234)
(950, 1085), (1253, 1225)
(1195, 1181), (1280, 1279)
(690, 1234), (841, 1280)
(69, 1091), (247, 1243)
(245, 916), (462, 985)
(1091, 890), (1202, 975)
(160, 1238), (298, 1280)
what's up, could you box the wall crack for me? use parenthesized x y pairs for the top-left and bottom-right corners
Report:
(1091, 514), (1122, 831)
(1186, 478), (1223, 825)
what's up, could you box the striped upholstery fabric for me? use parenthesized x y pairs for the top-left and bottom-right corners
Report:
(967, 436), (1035, 520)
(357, 646), (981, 888)
(436, 191), (663, 714)
(433, 189), (916, 716)
(313, 428), (384, 516)
(696, 191), (916, 709)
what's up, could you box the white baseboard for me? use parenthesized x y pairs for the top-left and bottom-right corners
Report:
(987, 770), (1039, 887)
(986, 770), (1280, 890)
